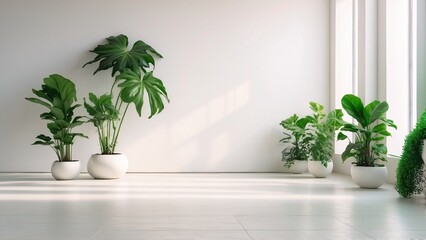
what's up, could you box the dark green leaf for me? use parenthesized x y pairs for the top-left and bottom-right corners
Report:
(35, 134), (51, 142)
(341, 123), (359, 132)
(83, 34), (163, 76)
(380, 117), (397, 129)
(50, 107), (64, 120)
(43, 74), (77, 106)
(25, 97), (52, 109)
(337, 132), (348, 140)
(32, 140), (53, 146)
(365, 101), (389, 125)
(341, 94), (366, 127)
(372, 123), (387, 133)
(296, 117), (310, 129)
(117, 68), (169, 118)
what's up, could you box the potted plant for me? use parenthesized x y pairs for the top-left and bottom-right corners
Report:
(280, 114), (313, 173)
(83, 34), (169, 179)
(25, 74), (87, 180)
(306, 102), (343, 178)
(338, 94), (397, 188)
(395, 110), (426, 198)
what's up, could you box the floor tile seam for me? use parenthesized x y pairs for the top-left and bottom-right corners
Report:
(89, 224), (105, 239)
(97, 228), (249, 232)
(234, 215), (255, 240)
(90, 229), (251, 232)
(0, 214), (242, 218)
(234, 214), (337, 217)
(330, 215), (376, 239)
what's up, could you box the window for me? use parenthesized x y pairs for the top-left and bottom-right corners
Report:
(384, 0), (416, 156)
(332, 0), (418, 156)
(332, 0), (354, 154)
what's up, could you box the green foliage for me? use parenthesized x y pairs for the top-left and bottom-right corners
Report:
(280, 114), (313, 167)
(26, 74), (87, 161)
(84, 93), (119, 154)
(116, 68), (169, 118)
(395, 111), (426, 198)
(83, 34), (163, 77)
(307, 102), (343, 167)
(338, 94), (397, 166)
(83, 34), (169, 154)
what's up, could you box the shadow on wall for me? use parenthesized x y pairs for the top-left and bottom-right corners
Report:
(124, 80), (252, 171)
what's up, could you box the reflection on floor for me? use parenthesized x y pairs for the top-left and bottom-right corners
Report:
(0, 173), (425, 240)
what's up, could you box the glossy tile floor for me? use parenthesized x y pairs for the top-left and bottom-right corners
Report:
(0, 173), (425, 240)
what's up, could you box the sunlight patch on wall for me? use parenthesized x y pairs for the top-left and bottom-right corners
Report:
(171, 81), (251, 148)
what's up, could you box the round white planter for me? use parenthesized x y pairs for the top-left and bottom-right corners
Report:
(288, 160), (308, 174)
(87, 154), (128, 179)
(308, 160), (333, 178)
(51, 160), (80, 180)
(351, 165), (387, 189)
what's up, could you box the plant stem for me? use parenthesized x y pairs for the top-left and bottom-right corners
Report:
(111, 103), (130, 153)
(51, 146), (61, 160)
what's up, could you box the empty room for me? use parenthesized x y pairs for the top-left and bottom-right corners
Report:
(0, 0), (425, 239)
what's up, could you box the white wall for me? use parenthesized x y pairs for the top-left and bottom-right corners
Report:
(418, 0), (426, 117)
(0, 0), (329, 172)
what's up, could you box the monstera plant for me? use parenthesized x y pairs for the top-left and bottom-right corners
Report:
(26, 74), (87, 180)
(83, 34), (169, 179)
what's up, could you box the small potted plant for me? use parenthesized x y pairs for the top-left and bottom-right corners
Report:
(280, 114), (313, 173)
(338, 94), (397, 188)
(83, 34), (169, 179)
(306, 102), (343, 178)
(395, 110), (426, 198)
(26, 74), (87, 180)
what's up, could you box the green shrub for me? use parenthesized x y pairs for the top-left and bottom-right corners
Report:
(395, 111), (426, 198)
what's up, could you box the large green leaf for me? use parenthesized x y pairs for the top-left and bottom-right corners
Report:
(372, 123), (387, 133)
(296, 117), (310, 129)
(364, 101), (389, 125)
(83, 34), (163, 76)
(117, 68), (169, 118)
(341, 123), (359, 132)
(341, 94), (366, 127)
(43, 74), (77, 107)
(327, 109), (344, 129)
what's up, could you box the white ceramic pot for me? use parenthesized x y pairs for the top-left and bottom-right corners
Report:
(51, 160), (80, 180)
(308, 160), (333, 178)
(288, 160), (308, 174)
(351, 165), (387, 189)
(87, 154), (128, 179)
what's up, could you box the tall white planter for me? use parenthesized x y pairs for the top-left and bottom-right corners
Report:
(87, 154), (128, 179)
(351, 165), (387, 189)
(287, 160), (308, 174)
(51, 160), (80, 180)
(308, 160), (333, 178)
